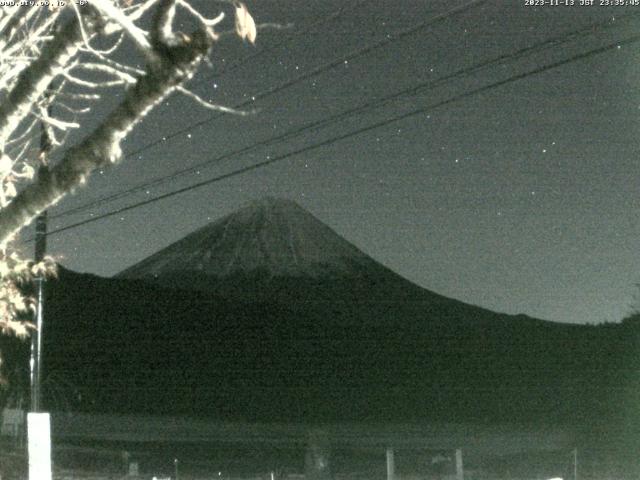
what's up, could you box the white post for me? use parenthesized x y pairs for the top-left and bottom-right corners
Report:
(455, 449), (464, 480)
(573, 448), (578, 480)
(386, 447), (395, 480)
(28, 412), (52, 480)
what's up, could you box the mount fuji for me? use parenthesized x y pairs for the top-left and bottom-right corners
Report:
(119, 197), (376, 279)
(116, 197), (514, 321)
(22, 198), (634, 426)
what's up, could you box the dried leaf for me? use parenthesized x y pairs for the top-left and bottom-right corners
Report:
(235, 2), (256, 44)
(30, 259), (56, 277)
(0, 155), (12, 176)
(4, 182), (16, 200)
(6, 320), (34, 339)
(15, 163), (34, 180)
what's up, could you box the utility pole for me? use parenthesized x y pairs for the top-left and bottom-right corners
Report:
(455, 449), (464, 480)
(28, 94), (53, 480)
(386, 447), (395, 480)
(29, 99), (51, 412)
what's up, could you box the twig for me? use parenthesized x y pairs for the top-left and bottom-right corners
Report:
(177, 86), (254, 115)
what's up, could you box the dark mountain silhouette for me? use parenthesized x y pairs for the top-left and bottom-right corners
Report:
(8, 198), (635, 438)
(116, 198), (545, 323)
(116, 197), (441, 306)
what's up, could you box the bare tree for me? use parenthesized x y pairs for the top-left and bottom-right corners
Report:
(0, 0), (256, 347)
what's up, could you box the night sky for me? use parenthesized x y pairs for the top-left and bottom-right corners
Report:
(21, 1), (640, 325)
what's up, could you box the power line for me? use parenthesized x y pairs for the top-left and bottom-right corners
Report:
(36, 33), (640, 240)
(139, 0), (486, 146)
(48, 2), (370, 221)
(50, 10), (637, 220)
(48, 0), (488, 219)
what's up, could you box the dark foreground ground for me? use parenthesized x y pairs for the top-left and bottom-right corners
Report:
(1, 413), (637, 480)
(0, 442), (591, 480)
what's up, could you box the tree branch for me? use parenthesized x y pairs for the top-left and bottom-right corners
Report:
(0, 28), (213, 244)
(85, 0), (154, 61)
(0, 13), (98, 150)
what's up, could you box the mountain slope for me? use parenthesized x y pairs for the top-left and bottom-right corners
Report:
(39, 266), (635, 427)
(118, 197), (376, 279)
(116, 197), (545, 324)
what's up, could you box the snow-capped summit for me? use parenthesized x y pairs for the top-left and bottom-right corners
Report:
(117, 197), (376, 281)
